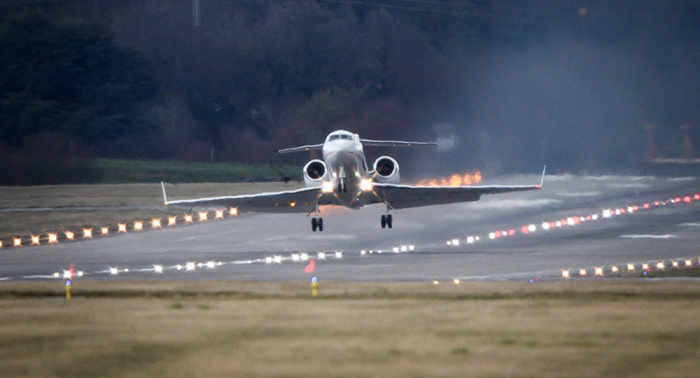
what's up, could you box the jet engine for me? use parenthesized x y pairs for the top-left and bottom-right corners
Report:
(373, 156), (400, 184)
(303, 159), (328, 187)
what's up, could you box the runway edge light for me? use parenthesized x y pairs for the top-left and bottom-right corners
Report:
(311, 276), (318, 297)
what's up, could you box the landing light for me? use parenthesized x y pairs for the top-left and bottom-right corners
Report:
(627, 264), (635, 271)
(562, 270), (570, 279)
(198, 212), (208, 221)
(48, 233), (58, 244)
(595, 267), (604, 276)
(656, 262), (665, 270)
(168, 216), (177, 226)
(13, 238), (22, 247)
(133, 221), (143, 231)
(611, 266), (619, 273)
(31, 236), (40, 245)
(83, 228), (93, 238)
(152, 219), (162, 229)
(184, 214), (193, 223)
(215, 210), (224, 219)
(686, 260), (693, 267)
(101, 227), (109, 235)
(672, 261), (679, 268)
(453, 279), (460, 285)
(65, 231), (75, 240)
(360, 179), (373, 192)
(229, 207), (238, 216)
(321, 181), (334, 194)
(467, 236), (475, 244)
(118, 224), (127, 233)
(579, 269), (587, 276)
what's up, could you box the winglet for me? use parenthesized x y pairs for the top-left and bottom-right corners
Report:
(161, 182), (169, 205)
(537, 165), (546, 189)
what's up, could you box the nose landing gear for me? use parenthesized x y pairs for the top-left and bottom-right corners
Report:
(310, 202), (323, 232)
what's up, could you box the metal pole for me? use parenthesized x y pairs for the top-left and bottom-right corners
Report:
(193, 0), (201, 28)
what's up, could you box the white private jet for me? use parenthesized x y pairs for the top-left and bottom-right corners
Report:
(162, 130), (544, 231)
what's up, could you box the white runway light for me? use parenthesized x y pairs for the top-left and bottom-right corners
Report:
(186, 262), (196, 271)
(335, 251), (343, 259)
(317, 252), (326, 260)
(291, 253), (300, 262)
(109, 267), (119, 275)
(153, 265), (164, 273)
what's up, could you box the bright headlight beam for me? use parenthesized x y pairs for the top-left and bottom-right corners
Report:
(360, 179), (373, 192)
(321, 181), (334, 193)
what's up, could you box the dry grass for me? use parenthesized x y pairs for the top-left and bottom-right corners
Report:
(0, 182), (303, 241)
(0, 281), (699, 377)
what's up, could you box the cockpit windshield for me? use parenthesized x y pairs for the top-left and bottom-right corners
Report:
(328, 134), (353, 141)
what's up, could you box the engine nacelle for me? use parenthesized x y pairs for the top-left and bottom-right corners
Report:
(373, 156), (400, 184)
(303, 159), (328, 187)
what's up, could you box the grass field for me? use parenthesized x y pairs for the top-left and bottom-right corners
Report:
(1, 281), (700, 377)
(95, 159), (301, 184)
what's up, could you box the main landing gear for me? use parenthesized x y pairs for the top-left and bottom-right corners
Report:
(381, 214), (393, 229)
(311, 217), (324, 232)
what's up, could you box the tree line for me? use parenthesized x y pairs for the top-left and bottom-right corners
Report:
(2, 0), (700, 184)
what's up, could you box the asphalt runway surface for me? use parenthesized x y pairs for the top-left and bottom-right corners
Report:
(1, 174), (699, 283)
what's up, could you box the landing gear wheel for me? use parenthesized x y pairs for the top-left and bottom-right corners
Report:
(312, 217), (324, 232)
(387, 214), (393, 229)
(381, 215), (387, 229)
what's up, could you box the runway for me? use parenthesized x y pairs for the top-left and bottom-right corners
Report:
(1, 174), (699, 282)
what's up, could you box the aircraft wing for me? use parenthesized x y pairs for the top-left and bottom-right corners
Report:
(278, 144), (324, 154)
(369, 182), (541, 209)
(369, 167), (545, 209)
(162, 184), (341, 214)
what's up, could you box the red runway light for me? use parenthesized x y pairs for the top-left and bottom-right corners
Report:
(632, 205), (639, 211)
(509, 229), (516, 236)
(684, 196), (691, 203)
(643, 203), (650, 209)
(574, 217), (581, 225)
(520, 226), (529, 234)
(550, 221), (557, 228)
(675, 197), (681, 203)
(494, 231), (502, 238)
(694, 194), (700, 200)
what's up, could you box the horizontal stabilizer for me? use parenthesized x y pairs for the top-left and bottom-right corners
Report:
(360, 139), (438, 147)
